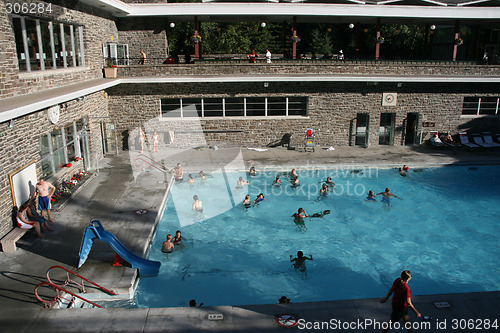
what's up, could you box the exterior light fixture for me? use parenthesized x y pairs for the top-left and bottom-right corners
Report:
(430, 25), (436, 30)
(169, 22), (175, 28)
(261, 22), (266, 28)
(349, 23), (355, 29)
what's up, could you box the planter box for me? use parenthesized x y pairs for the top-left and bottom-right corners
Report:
(104, 67), (117, 78)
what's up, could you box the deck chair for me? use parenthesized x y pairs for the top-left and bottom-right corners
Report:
(482, 132), (500, 147)
(459, 132), (480, 148)
(471, 134), (494, 148)
(305, 128), (315, 152)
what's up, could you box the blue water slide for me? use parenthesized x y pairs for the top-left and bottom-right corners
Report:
(78, 219), (161, 277)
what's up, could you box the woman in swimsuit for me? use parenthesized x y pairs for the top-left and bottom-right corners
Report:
(242, 195), (252, 208)
(172, 230), (183, 245)
(273, 176), (282, 186)
(152, 131), (159, 153)
(249, 166), (256, 176)
(188, 174), (194, 184)
(162, 234), (174, 253)
(291, 175), (300, 187)
(291, 168), (298, 179)
(16, 203), (44, 237)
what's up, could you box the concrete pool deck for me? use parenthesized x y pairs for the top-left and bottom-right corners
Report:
(1, 145), (500, 332)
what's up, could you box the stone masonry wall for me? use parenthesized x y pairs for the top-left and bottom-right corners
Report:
(117, 17), (168, 65)
(107, 82), (500, 150)
(116, 61), (500, 78)
(0, 0), (118, 99)
(0, 90), (109, 238)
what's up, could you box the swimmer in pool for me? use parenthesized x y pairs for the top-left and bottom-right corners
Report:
(242, 195), (252, 208)
(188, 174), (194, 184)
(172, 230), (183, 245)
(290, 251), (313, 272)
(249, 166), (256, 176)
(162, 234), (174, 253)
(292, 208), (308, 223)
(254, 193), (267, 204)
(291, 168), (298, 179)
(291, 175), (300, 187)
(319, 184), (328, 197)
(273, 175), (282, 185)
(199, 171), (206, 181)
(364, 190), (377, 202)
(325, 176), (336, 188)
(237, 176), (249, 187)
(377, 188), (401, 207)
(192, 195), (203, 212)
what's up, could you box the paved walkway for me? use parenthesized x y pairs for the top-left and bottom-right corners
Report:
(1, 145), (499, 332)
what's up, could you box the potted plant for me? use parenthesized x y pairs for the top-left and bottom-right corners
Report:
(291, 34), (301, 43)
(191, 34), (202, 44)
(104, 61), (117, 78)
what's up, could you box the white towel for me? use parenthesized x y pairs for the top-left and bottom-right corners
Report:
(248, 148), (268, 152)
(168, 131), (175, 143)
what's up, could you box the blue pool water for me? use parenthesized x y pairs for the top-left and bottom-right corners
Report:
(135, 165), (500, 308)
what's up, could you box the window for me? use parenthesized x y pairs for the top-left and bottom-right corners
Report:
(104, 43), (129, 66)
(39, 117), (85, 177)
(160, 97), (308, 118)
(462, 97), (500, 115)
(11, 15), (85, 72)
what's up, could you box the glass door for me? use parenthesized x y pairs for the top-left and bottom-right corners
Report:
(379, 113), (396, 145)
(355, 113), (370, 147)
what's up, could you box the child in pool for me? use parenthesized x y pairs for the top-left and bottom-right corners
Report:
(162, 234), (174, 253)
(254, 193), (267, 204)
(188, 174), (194, 184)
(364, 190), (377, 202)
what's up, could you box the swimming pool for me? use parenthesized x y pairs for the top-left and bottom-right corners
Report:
(135, 165), (500, 308)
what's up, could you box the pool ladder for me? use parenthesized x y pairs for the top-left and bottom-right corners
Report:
(34, 265), (117, 309)
(134, 154), (169, 173)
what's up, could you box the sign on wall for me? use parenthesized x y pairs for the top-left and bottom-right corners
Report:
(9, 161), (37, 208)
(382, 92), (397, 106)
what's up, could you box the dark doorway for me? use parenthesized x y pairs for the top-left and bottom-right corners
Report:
(379, 113), (396, 145)
(355, 113), (370, 147)
(404, 113), (421, 145)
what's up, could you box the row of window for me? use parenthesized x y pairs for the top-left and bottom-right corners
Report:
(40, 117), (87, 178)
(462, 97), (500, 115)
(161, 97), (308, 118)
(12, 15), (85, 72)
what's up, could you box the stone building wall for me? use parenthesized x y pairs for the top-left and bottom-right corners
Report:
(107, 81), (500, 150)
(0, 0), (118, 99)
(117, 18), (168, 65)
(115, 62), (500, 78)
(0, 90), (109, 238)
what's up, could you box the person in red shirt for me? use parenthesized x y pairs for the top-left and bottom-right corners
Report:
(380, 270), (421, 333)
(247, 50), (259, 63)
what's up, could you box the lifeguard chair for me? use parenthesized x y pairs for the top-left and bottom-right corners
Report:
(305, 128), (315, 152)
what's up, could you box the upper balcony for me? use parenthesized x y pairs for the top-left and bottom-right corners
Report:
(115, 58), (500, 81)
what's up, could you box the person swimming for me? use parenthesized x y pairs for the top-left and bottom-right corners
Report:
(172, 230), (183, 245)
(162, 234), (174, 253)
(364, 190), (377, 202)
(249, 166), (256, 176)
(192, 195), (203, 212)
(319, 184), (328, 197)
(377, 188), (401, 206)
(237, 176), (249, 187)
(290, 251), (313, 272)
(242, 195), (252, 208)
(324, 176), (336, 188)
(292, 208), (308, 223)
(290, 168), (298, 179)
(273, 175), (282, 186)
(291, 175), (300, 187)
(188, 174), (194, 184)
(199, 171), (206, 181)
(254, 193), (267, 204)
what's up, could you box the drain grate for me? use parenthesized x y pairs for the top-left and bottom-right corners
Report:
(434, 301), (451, 308)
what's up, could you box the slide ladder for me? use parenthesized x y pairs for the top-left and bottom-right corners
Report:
(134, 154), (169, 173)
(78, 219), (161, 277)
(34, 265), (117, 309)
